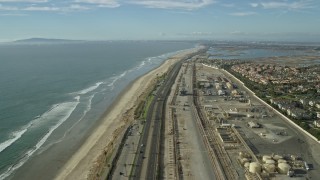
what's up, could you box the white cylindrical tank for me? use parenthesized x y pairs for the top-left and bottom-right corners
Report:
(239, 151), (250, 158)
(249, 162), (261, 173)
(273, 155), (283, 160)
(278, 163), (291, 174)
(266, 159), (275, 164)
(290, 155), (298, 161)
(239, 152), (244, 158)
(244, 162), (250, 168)
(262, 155), (271, 162)
(278, 159), (287, 164)
(241, 158), (250, 165)
(264, 164), (276, 173)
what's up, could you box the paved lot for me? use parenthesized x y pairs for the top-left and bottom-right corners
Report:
(195, 64), (320, 179)
(112, 122), (142, 179)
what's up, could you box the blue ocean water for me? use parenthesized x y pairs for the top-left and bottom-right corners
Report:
(0, 41), (195, 179)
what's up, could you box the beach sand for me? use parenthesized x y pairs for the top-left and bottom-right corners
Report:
(54, 47), (202, 180)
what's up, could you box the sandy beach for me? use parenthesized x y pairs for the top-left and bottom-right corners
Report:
(54, 47), (202, 180)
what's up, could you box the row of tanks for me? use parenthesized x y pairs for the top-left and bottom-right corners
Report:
(239, 152), (295, 178)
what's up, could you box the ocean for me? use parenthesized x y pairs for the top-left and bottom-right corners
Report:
(0, 41), (195, 179)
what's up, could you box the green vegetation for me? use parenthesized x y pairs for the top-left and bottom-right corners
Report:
(143, 95), (154, 119)
(134, 74), (165, 120)
(134, 100), (146, 119)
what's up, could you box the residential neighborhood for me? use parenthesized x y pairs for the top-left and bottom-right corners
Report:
(228, 62), (320, 139)
(200, 56), (320, 140)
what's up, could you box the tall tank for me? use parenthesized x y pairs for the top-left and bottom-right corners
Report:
(262, 155), (272, 162)
(244, 162), (250, 168)
(239, 152), (244, 158)
(273, 155), (283, 160)
(278, 159), (287, 164)
(264, 164), (276, 173)
(249, 162), (261, 173)
(266, 159), (275, 164)
(239, 151), (250, 158)
(241, 158), (250, 165)
(278, 163), (291, 174)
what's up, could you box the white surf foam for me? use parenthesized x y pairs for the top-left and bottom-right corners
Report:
(0, 114), (44, 154)
(132, 49), (186, 72)
(77, 82), (103, 95)
(0, 129), (27, 153)
(106, 48), (194, 92)
(39, 93), (95, 151)
(0, 96), (80, 180)
(107, 71), (127, 90)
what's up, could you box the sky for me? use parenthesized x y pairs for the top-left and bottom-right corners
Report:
(0, 0), (320, 42)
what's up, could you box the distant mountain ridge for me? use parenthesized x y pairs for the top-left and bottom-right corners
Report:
(13, 38), (84, 44)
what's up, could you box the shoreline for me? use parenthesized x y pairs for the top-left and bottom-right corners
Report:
(54, 47), (203, 180)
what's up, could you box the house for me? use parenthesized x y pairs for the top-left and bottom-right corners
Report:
(309, 100), (315, 107)
(204, 83), (211, 88)
(231, 89), (239, 96)
(314, 120), (320, 128)
(280, 104), (294, 111)
(226, 82), (234, 90)
(288, 108), (310, 120)
(300, 98), (310, 106)
(248, 121), (260, 128)
(218, 90), (225, 96)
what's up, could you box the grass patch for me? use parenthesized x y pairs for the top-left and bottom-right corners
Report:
(143, 95), (154, 119)
(134, 100), (145, 119)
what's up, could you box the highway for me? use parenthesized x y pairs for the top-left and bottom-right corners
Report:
(131, 51), (203, 179)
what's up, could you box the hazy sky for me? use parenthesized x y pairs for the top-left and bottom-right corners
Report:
(0, 0), (320, 42)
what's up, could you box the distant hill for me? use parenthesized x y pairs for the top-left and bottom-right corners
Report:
(12, 38), (84, 44)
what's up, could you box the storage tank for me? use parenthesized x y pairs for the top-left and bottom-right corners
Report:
(278, 163), (291, 174)
(273, 155), (283, 160)
(264, 164), (276, 173)
(290, 155), (299, 161)
(239, 151), (244, 159)
(249, 162), (261, 173)
(244, 162), (250, 168)
(266, 159), (275, 164)
(241, 158), (250, 165)
(239, 152), (243, 158)
(239, 151), (250, 158)
(278, 159), (287, 164)
(262, 155), (272, 162)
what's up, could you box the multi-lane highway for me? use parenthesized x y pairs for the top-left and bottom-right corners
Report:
(131, 51), (203, 179)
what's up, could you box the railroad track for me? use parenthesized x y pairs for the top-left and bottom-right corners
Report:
(131, 52), (202, 180)
(191, 63), (238, 180)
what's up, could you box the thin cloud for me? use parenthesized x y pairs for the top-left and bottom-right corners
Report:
(23, 6), (60, 11)
(229, 12), (257, 16)
(69, 4), (91, 10)
(0, 4), (18, 10)
(177, 32), (214, 36)
(221, 3), (234, 8)
(249, 3), (259, 8)
(251, 1), (314, 10)
(0, 13), (28, 16)
(130, 0), (215, 10)
(74, 0), (120, 8)
(0, 0), (47, 2)
(0, 0), (216, 12)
